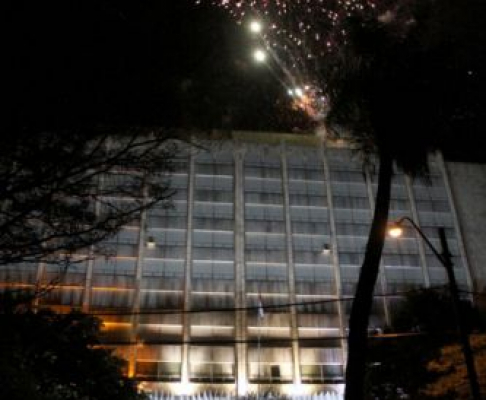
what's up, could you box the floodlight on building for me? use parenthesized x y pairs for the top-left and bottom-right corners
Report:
(146, 236), (156, 249)
(285, 383), (308, 396)
(170, 381), (196, 396)
(321, 243), (331, 255)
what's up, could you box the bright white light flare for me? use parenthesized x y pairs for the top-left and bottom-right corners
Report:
(249, 20), (262, 33)
(253, 48), (267, 62)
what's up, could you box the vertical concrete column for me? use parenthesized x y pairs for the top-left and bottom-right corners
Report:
(181, 150), (195, 386)
(33, 262), (46, 309)
(364, 169), (390, 326)
(82, 174), (104, 312)
(128, 184), (149, 378)
(320, 143), (347, 365)
(404, 175), (430, 287)
(81, 259), (95, 312)
(437, 152), (474, 291)
(280, 141), (301, 386)
(234, 142), (248, 396)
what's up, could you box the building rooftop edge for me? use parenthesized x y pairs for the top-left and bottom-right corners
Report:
(195, 129), (350, 148)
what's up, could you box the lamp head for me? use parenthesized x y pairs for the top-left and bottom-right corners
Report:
(388, 223), (403, 238)
(322, 243), (331, 255)
(146, 236), (156, 249)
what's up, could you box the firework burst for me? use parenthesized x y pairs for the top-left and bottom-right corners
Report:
(196, 0), (393, 120)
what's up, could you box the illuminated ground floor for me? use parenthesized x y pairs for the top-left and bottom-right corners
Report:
(137, 382), (344, 400)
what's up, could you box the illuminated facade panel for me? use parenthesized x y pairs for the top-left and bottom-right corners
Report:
(0, 132), (476, 399)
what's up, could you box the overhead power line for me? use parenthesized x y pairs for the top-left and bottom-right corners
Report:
(61, 285), (452, 317)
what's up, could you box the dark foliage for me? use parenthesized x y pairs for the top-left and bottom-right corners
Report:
(320, 1), (486, 399)
(393, 288), (482, 335)
(366, 289), (483, 400)
(0, 293), (146, 400)
(324, 0), (486, 166)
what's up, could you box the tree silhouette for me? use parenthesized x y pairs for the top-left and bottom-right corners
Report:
(0, 127), (185, 269)
(0, 295), (147, 400)
(322, 1), (486, 399)
(366, 288), (482, 400)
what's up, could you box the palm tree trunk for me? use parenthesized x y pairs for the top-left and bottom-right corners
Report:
(344, 152), (393, 400)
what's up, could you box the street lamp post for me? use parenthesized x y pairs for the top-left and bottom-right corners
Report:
(389, 216), (481, 400)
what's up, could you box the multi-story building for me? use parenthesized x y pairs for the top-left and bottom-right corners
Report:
(1, 131), (485, 400)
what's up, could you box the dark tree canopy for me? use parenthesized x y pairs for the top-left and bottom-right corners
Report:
(0, 295), (146, 400)
(318, 2), (486, 399)
(366, 288), (483, 400)
(324, 0), (486, 169)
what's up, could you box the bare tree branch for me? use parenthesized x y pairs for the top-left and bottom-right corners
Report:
(0, 126), (189, 266)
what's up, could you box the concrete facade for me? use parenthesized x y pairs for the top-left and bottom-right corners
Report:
(1, 131), (482, 399)
(446, 162), (486, 291)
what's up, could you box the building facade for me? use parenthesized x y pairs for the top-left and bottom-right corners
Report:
(0, 131), (480, 399)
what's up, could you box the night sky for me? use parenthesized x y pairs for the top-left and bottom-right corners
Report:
(4, 0), (486, 161)
(5, 1), (227, 128)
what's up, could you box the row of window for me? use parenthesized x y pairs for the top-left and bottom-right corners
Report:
(134, 361), (343, 382)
